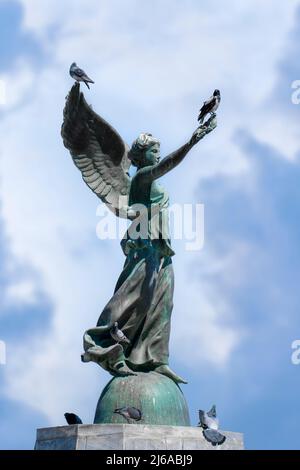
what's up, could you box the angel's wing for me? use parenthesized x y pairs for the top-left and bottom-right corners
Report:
(61, 83), (131, 217)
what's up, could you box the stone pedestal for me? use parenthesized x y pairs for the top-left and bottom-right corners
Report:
(35, 424), (244, 450)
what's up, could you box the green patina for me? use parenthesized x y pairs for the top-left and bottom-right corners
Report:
(61, 83), (217, 425)
(94, 372), (190, 426)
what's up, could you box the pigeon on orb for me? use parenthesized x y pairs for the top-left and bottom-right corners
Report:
(69, 62), (95, 89)
(110, 321), (131, 345)
(64, 413), (83, 425)
(198, 405), (226, 446)
(114, 406), (142, 423)
(198, 89), (221, 123)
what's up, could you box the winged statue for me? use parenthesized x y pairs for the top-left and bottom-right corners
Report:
(61, 83), (217, 384)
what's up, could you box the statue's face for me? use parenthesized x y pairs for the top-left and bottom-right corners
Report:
(144, 143), (160, 166)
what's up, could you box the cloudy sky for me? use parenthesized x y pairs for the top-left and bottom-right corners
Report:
(0, 0), (300, 450)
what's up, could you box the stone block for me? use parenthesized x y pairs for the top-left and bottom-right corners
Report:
(35, 424), (244, 450)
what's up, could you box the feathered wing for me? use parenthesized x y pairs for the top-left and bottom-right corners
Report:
(198, 410), (206, 428)
(207, 404), (217, 418)
(198, 94), (216, 121)
(203, 429), (226, 446)
(61, 83), (131, 217)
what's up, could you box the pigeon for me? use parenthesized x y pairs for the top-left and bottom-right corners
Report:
(114, 406), (142, 423)
(198, 89), (221, 123)
(198, 405), (226, 446)
(64, 413), (82, 425)
(69, 62), (95, 89)
(110, 322), (130, 345)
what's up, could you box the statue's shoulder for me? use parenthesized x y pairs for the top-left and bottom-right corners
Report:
(131, 168), (152, 187)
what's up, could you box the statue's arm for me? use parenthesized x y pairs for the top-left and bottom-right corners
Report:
(140, 114), (217, 181)
(147, 141), (194, 180)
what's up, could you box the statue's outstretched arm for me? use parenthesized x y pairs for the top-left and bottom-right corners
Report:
(140, 114), (217, 182)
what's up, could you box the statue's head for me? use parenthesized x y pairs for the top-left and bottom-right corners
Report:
(129, 133), (160, 168)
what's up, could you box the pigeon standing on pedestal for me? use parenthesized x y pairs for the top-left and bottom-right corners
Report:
(64, 413), (82, 425)
(69, 62), (95, 89)
(114, 406), (142, 423)
(110, 322), (131, 345)
(198, 405), (226, 446)
(198, 89), (221, 123)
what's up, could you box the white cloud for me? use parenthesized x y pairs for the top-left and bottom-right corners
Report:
(0, 0), (299, 424)
(4, 279), (39, 306)
(0, 59), (34, 110)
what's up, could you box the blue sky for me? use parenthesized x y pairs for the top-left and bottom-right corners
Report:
(0, 0), (300, 450)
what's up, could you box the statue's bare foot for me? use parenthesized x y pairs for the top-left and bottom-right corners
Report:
(155, 365), (188, 384)
(111, 361), (137, 377)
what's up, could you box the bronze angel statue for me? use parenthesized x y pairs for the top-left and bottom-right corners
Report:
(61, 83), (217, 384)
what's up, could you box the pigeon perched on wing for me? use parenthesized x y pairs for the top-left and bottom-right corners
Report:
(69, 62), (95, 89)
(110, 322), (130, 345)
(198, 89), (221, 123)
(114, 406), (142, 423)
(64, 412), (82, 425)
(198, 405), (226, 446)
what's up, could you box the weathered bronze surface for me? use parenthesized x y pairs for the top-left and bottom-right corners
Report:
(94, 372), (190, 426)
(61, 83), (217, 423)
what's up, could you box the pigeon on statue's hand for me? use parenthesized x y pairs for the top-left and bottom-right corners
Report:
(198, 89), (221, 123)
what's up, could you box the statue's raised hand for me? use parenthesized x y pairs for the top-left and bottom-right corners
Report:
(190, 113), (217, 146)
